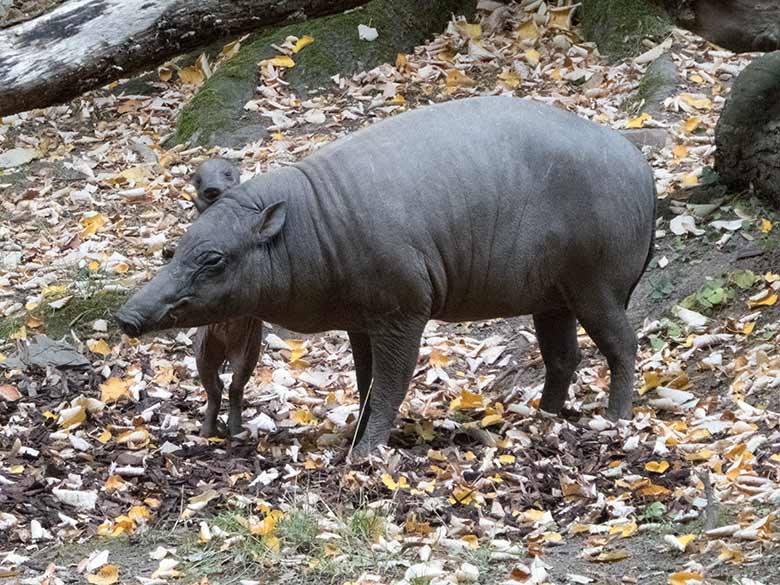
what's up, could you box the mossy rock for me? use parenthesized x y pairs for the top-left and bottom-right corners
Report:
(581, 0), (671, 58)
(174, 0), (476, 147)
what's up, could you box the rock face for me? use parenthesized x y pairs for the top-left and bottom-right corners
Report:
(715, 51), (780, 208)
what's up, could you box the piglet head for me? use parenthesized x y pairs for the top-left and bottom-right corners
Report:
(191, 158), (240, 213)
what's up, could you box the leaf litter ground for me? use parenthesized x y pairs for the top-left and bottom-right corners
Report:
(1, 2), (780, 584)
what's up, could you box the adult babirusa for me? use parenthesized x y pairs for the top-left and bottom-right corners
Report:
(117, 96), (656, 456)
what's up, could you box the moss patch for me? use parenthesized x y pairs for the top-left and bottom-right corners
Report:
(582, 0), (671, 58)
(174, 0), (476, 146)
(0, 289), (128, 343)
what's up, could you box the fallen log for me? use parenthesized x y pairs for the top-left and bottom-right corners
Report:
(0, 0), (371, 116)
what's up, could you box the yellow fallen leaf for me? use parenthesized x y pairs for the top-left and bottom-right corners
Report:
(689, 73), (705, 84)
(264, 534), (281, 553)
(497, 69), (522, 89)
(8, 465), (24, 474)
(680, 93), (712, 110)
(481, 413), (503, 427)
(87, 565), (119, 585)
(178, 64), (205, 85)
(760, 218), (773, 233)
(450, 486), (476, 506)
(429, 347), (452, 367)
(498, 454), (516, 465)
(593, 550), (630, 562)
(524, 48), (540, 67)
(668, 571), (703, 585)
(672, 144), (689, 159)
(88, 260), (101, 271)
(104, 475), (128, 493)
(100, 377), (131, 404)
(516, 18), (539, 41)
(450, 389), (484, 410)
(129, 505), (152, 522)
(97, 429), (112, 444)
(116, 427), (150, 449)
(765, 272), (779, 283)
(548, 6), (576, 30)
(381, 473), (409, 491)
(395, 53), (408, 70)
(42, 285), (68, 297)
(457, 22), (482, 40)
(292, 35), (314, 53)
(626, 112), (651, 129)
(113, 262), (129, 274)
(646, 461), (670, 474)
(682, 174), (699, 186)
(58, 405), (86, 428)
(461, 534), (480, 549)
(550, 67), (562, 81)
(445, 69), (477, 92)
(80, 213), (108, 238)
(262, 55), (296, 68)
(158, 65), (174, 82)
(87, 339), (111, 356)
(683, 117), (701, 133)
(610, 521), (637, 538)
(639, 371), (663, 395)
(747, 290), (778, 308)
(9, 325), (27, 341)
(291, 408), (317, 425)
(220, 39), (242, 60)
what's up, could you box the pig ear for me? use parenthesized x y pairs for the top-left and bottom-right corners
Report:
(255, 201), (287, 243)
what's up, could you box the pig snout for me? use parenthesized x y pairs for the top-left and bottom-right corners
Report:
(115, 306), (145, 337)
(203, 187), (221, 201)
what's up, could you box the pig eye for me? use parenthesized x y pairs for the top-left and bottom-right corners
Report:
(198, 252), (225, 272)
(223, 170), (232, 179)
(193, 176), (201, 187)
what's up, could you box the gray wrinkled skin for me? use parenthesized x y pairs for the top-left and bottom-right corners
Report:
(190, 159), (264, 437)
(117, 97), (656, 456)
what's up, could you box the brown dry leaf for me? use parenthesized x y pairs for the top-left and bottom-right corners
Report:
(0, 384), (21, 402)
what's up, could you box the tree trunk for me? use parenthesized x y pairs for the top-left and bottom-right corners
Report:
(0, 0), (372, 116)
(580, 0), (672, 58)
(715, 51), (780, 208)
(174, 0), (476, 147)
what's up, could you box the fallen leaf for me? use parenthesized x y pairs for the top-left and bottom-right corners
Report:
(645, 461), (670, 474)
(627, 112), (651, 128)
(87, 565), (119, 585)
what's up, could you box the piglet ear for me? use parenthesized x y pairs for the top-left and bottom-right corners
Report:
(255, 201), (287, 243)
